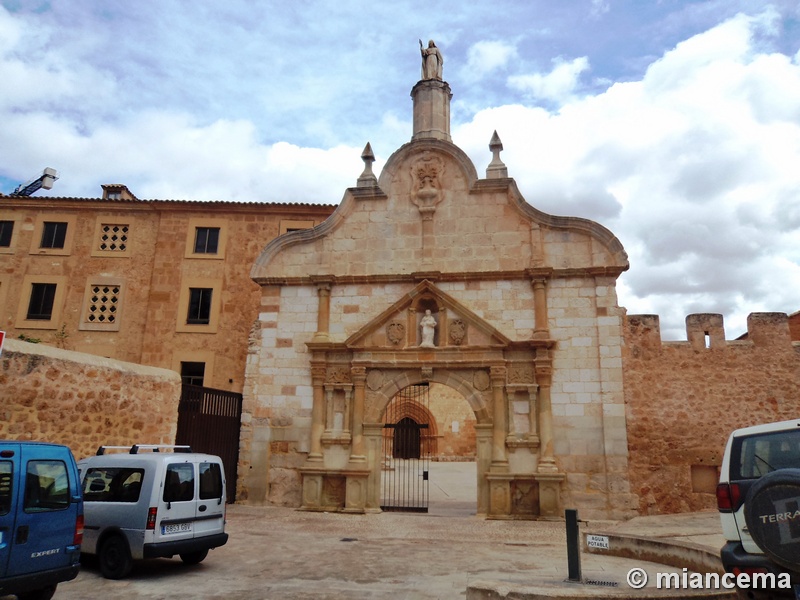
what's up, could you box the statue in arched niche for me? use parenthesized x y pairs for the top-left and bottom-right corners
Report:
(420, 309), (437, 348)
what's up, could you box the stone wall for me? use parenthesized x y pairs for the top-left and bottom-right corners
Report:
(429, 382), (476, 460)
(0, 338), (181, 462)
(623, 312), (800, 514)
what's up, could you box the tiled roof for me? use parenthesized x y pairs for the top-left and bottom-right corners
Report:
(0, 193), (336, 208)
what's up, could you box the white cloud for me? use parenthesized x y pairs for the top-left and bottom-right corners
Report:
(508, 56), (590, 104)
(460, 40), (517, 82)
(591, 0), (610, 18)
(456, 12), (800, 339)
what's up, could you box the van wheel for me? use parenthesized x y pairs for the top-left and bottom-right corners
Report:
(99, 535), (133, 579)
(180, 549), (209, 565)
(16, 585), (57, 600)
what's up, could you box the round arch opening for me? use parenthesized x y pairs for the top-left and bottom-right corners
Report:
(380, 381), (477, 515)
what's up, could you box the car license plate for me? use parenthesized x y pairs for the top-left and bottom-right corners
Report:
(162, 522), (192, 535)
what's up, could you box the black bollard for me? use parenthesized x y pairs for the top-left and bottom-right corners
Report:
(565, 508), (582, 582)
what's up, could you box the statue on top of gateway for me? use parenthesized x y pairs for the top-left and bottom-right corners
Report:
(419, 39), (443, 81)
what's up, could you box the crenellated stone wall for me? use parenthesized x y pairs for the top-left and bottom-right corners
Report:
(0, 338), (181, 462)
(623, 312), (800, 514)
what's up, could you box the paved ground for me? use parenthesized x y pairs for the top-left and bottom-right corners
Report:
(12, 463), (731, 600)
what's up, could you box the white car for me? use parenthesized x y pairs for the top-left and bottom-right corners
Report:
(717, 419), (800, 596)
(77, 445), (228, 579)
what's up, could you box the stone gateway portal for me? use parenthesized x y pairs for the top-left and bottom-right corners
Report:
(239, 41), (638, 520)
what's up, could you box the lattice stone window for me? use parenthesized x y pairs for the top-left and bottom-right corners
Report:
(98, 224), (129, 252)
(86, 284), (121, 325)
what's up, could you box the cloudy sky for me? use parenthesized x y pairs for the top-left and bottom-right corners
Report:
(2, 1), (799, 340)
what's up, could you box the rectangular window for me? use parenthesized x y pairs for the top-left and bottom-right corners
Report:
(187, 288), (213, 325)
(40, 222), (68, 249)
(194, 227), (220, 254)
(181, 361), (205, 386)
(199, 462), (223, 500)
(24, 460), (69, 512)
(0, 461), (12, 516)
(83, 468), (144, 503)
(27, 283), (57, 320)
(0, 221), (13, 247)
(163, 463), (194, 503)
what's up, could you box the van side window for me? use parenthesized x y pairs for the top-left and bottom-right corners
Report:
(199, 462), (222, 500)
(163, 464), (194, 502)
(24, 460), (69, 512)
(0, 461), (12, 516)
(83, 468), (144, 503)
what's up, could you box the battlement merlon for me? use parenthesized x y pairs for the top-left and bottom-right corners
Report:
(626, 312), (793, 352)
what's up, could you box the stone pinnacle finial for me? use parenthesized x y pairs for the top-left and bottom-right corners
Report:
(357, 142), (378, 187)
(486, 130), (508, 179)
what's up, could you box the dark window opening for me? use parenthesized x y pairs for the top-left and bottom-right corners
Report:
(199, 462), (223, 500)
(187, 288), (212, 324)
(40, 221), (68, 249)
(194, 227), (220, 254)
(0, 221), (13, 247)
(0, 461), (12, 516)
(83, 467), (144, 503)
(181, 361), (205, 386)
(27, 283), (57, 320)
(163, 463), (194, 503)
(393, 417), (422, 459)
(24, 460), (69, 512)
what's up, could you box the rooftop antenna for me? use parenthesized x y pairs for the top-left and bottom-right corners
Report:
(10, 168), (58, 197)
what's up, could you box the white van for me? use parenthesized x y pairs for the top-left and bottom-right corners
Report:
(77, 445), (228, 579)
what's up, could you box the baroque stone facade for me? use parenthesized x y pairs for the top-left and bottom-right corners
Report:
(242, 75), (638, 520)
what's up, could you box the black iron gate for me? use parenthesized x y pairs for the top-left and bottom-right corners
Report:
(176, 384), (242, 503)
(381, 384), (431, 512)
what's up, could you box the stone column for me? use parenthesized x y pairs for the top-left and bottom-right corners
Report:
(407, 307), (417, 346)
(308, 365), (327, 463)
(311, 279), (332, 342)
(475, 424), (493, 516)
(532, 278), (549, 339)
(489, 366), (509, 470)
(349, 367), (367, 464)
(535, 354), (557, 473)
(363, 423), (384, 512)
(323, 385), (334, 437)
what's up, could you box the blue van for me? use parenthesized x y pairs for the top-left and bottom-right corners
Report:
(0, 441), (83, 600)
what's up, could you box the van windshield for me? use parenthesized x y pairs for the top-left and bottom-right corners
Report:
(733, 429), (800, 479)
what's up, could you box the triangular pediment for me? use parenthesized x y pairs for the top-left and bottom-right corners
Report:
(345, 280), (511, 350)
